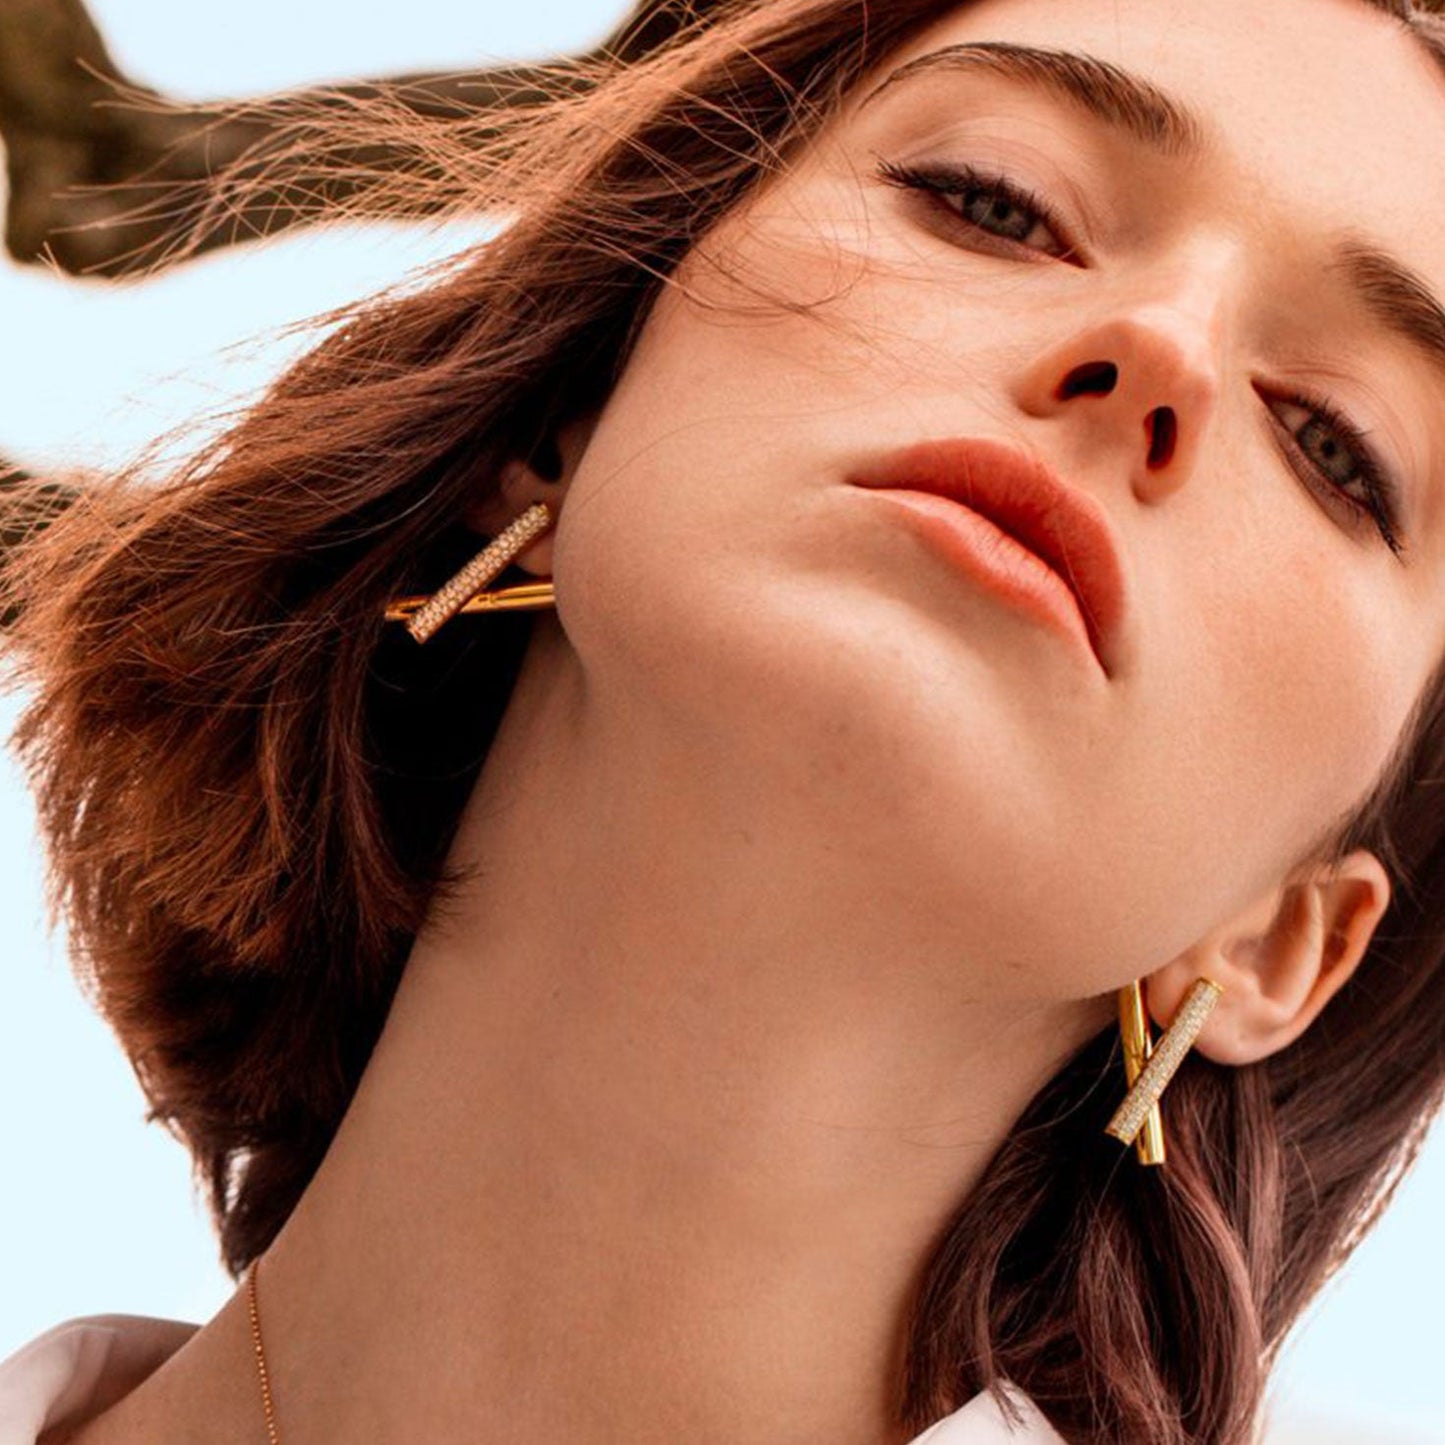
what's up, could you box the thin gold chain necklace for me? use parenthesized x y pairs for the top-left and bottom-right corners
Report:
(245, 1256), (282, 1444)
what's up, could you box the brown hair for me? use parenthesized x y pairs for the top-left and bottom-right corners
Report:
(6, 3), (1445, 1441)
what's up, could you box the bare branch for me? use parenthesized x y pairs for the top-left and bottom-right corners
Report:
(0, 0), (716, 278)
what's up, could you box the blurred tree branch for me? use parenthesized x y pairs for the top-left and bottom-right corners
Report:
(0, 0), (706, 278)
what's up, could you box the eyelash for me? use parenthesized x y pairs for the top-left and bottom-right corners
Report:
(875, 156), (1408, 558)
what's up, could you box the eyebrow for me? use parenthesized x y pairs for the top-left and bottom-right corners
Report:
(1333, 239), (1445, 384)
(859, 39), (1210, 158)
(860, 41), (1445, 384)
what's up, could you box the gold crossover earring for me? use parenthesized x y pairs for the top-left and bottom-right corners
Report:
(384, 501), (557, 643)
(1105, 977), (1223, 1166)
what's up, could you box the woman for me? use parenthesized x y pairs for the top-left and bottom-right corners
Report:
(3, 0), (1445, 1440)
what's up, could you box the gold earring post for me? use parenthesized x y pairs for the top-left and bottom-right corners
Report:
(1106, 978), (1223, 1156)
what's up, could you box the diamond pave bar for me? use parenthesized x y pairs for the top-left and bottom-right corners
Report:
(405, 502), (553, 644)
(1105, 978), (1223, 1147)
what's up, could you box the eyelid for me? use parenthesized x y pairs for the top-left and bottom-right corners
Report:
(872, 135), (1103, 246)
(874, 155), (1089, 265)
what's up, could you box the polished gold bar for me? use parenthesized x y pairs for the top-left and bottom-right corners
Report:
(384, 581), (557, 621)
(1106, 978), (1223, 1151)
(1116, 980), (1166, 1166)
(396, 502), (553, 643)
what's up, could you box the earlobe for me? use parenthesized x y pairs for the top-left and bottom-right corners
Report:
(1144, 850), (1391, 1067)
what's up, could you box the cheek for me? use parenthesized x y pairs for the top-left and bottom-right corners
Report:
(547, 210), (919, 694)
(1126, 546), (1413, 919)
(545, 283), (823, 717)
(1220, 554), (1408, 813)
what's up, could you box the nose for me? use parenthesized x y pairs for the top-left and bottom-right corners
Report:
(1011, 269), (1229, 506)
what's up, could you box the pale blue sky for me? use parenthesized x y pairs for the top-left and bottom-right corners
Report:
(1, 5), (1441, 1440)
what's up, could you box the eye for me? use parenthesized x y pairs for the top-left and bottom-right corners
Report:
(875, 156), (1082, 263)
(1265, 388), (1407, 558)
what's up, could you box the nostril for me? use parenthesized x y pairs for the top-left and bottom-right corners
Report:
(1146, 407), (1177, 468)
(1056, 361), (1117, 400)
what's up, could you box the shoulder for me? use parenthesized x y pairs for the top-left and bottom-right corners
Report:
(0, 1314), (199, 1445)
(908, 1382), (1068, 1444)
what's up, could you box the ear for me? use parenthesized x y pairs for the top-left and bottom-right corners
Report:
(461, 410), (599, 577)
(1143, 850), (1391, 1066)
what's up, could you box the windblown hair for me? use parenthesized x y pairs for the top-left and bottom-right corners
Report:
(6, 2), (1445, 1442)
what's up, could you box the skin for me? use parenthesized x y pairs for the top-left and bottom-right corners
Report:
(59, 0), (1445, 1441)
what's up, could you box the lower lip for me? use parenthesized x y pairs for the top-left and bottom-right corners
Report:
(858, 487), (1101, 670)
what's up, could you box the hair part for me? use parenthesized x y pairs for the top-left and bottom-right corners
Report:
(5, 3), (1445, 1442)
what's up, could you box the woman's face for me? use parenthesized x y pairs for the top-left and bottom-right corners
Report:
(547, 0), (1445, 996)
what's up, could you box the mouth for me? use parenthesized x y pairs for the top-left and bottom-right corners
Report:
(847, 436), (1129, 678)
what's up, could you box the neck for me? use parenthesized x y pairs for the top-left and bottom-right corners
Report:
(69, 617), (1102, 1445)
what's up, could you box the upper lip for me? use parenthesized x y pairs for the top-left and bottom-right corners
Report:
(848, 435), (1130, 676)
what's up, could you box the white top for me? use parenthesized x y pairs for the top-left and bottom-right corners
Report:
(0, 1313), (1066, 1443)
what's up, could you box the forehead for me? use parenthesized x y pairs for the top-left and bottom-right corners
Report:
(838, 0), (1445, 281)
